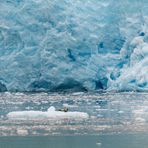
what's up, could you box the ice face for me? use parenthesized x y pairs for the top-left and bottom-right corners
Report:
(109, 36), (148, 91)
(0, 0), (148, 91)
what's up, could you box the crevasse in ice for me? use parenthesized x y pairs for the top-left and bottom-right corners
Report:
(0, 0), (148, 91)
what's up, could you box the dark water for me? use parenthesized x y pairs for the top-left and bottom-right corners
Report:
(1, 133), (148, 148)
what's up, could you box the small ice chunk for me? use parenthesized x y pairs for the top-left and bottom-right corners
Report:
(118, 111), (124, 114)
(63, 103), (77, 108)
(17, 129), (28, 136)
(96, 142), (102, 146)
(47, 106), (56, 112)
(135, 117), (146, 123)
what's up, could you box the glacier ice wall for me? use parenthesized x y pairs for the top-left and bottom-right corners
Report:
(0, 0), (148, 91)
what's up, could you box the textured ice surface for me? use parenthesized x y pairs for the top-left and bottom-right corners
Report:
(0, 0), (148, 91)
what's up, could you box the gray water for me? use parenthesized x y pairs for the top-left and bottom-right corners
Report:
(1, 134), (148, 148)
(0, 92), (148, 148)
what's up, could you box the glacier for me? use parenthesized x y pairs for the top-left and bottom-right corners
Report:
(0, 0), (148, 92)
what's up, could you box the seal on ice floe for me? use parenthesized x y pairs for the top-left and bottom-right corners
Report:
(7, 106), (89, 120)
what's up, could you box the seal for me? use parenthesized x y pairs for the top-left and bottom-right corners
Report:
(58, 107), (68, 112)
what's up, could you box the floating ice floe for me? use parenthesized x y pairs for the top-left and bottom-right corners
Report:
(7, 106), (89, 120)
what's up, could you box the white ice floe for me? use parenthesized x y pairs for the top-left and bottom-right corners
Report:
(7, 106), (89, 120)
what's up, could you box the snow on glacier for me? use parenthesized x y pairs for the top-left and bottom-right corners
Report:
(0, 0), (148, 91)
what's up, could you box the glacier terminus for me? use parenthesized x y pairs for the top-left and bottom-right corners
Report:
(0, 0), (148, 92)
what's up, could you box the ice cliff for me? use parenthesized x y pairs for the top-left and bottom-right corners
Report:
(0, 0), (148, 92)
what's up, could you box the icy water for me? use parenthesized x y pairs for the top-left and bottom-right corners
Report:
(0, 92), (148, 148)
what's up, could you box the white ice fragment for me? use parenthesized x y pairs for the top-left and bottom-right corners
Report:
(135, 117), (146, 123)
(47, 106), (56, 112)
(17, 129), (28, 136)
(118, 111), (124, 114)
(96, 142), (102, 146)
(63, 103), (77, 108)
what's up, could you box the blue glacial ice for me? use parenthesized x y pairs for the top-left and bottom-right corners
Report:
(0, 0), (148, 91)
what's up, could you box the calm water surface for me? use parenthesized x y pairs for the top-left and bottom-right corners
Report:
(1, 134), (148, 148)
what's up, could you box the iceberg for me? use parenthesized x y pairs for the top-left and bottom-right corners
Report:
(7, 106), (89, 120)
(0, 0), (148, 91)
